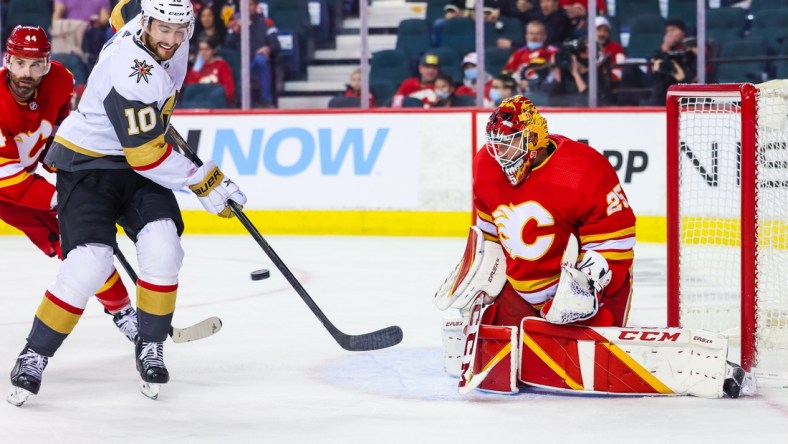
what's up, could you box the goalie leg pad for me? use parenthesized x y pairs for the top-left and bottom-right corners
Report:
(475, 325), (519, 394)
(441, 316), (466, 377)
(519, 317), (735, 398)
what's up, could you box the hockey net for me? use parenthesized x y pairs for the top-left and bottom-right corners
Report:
(666, 82), (788, 384)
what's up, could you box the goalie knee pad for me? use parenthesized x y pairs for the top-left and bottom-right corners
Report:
(136, 219), (183, 285)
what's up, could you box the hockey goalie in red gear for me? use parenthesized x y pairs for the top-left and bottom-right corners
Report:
(0, 26), (137, 345)
(434, 96), (747, 399)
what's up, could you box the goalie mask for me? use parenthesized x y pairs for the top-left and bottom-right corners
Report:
(485, 95), (549, 186)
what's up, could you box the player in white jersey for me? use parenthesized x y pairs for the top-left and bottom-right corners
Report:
(8, 0), (247, 406)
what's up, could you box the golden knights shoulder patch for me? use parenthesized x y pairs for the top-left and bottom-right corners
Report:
(129, 59), (154, 83)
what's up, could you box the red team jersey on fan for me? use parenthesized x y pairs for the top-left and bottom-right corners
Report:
(473, 135), (636, 326)
(0, 61), (73, 208)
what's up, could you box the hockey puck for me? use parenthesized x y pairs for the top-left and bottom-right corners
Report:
(250, 269), (271, 281)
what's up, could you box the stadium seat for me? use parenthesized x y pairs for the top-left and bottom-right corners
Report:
(370, 49), (413, 89)
(425, 0), (452, 25)
(625, 14), (665, 59)
(264, 0), (314, 68)
(439, 17), (476, 59)
(706, 7), (746, 47)
(749, 0), (788, 14)
(450, 94), (476, 107)
(401, 96), (424, 108)
(328, 95), (361, 108)
(427, 47), (462, 84)
(715, 38), (769, 83)
(667, 0), (698, 28)
(493, 16), (524, 49)
(370, 79), (399, 106)
(614, 0), (661, 30)
(484, 47), (514, 76)
(181, 84), (229, 109)
(51, 53), (88, 86)
(4, 0), (52, 42)
(396, 19), (432, 69)
(748, 8), (788, 55)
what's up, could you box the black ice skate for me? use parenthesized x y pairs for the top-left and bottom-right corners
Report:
(135, 338), (169, 400)
(7, 346), (49, 407)
(112, 306), (139, 342)
(723, 361), (746, 399)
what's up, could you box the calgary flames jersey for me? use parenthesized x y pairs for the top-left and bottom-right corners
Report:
(473, 135), (636, 312)
(0, 61), (73, 206)
(46, 14), (191, 190)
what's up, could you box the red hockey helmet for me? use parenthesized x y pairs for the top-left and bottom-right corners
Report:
(484, 95), (549, 185)
(6, 26), (51, 60)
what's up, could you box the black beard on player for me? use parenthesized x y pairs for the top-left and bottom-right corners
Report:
(7, 72), (39, 101)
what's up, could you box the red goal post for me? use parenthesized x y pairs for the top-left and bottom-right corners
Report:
(666, 82), (788, 383)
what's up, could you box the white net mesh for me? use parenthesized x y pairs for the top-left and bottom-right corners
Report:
(676, 83), (788, 381)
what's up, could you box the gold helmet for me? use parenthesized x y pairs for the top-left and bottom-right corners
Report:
(484, 95), (549, 185)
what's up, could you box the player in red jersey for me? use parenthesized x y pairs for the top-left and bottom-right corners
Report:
(0, 26), (138, 342)
(433, 96), (745, 398)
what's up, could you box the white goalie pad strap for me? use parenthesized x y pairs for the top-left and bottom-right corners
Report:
(434, 226), (507, 311)
(519, 318), (732, 398)
(441, 316), (466, 377)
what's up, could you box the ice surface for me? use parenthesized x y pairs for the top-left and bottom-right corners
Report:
(1, 236), (786, 443)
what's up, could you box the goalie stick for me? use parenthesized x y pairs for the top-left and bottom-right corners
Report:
(167, 127), (403, 352)
(113, 247), (223, 343)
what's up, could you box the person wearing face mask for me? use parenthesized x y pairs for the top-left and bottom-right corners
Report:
(486, 74), (518, 107)
(501, 21), (557, 93)
(433, 74), (458, 107)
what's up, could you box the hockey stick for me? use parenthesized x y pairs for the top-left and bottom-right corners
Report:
(167, 127), (403, 352)
(113, 246), (223, 343)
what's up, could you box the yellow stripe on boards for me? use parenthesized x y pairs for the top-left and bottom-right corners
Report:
(0, 214), (702, 244)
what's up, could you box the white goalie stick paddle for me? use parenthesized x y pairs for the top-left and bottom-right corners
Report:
(458, 293), (490, 394)
(114, 246), (222, 343)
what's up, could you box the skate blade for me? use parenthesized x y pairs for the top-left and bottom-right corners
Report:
(140, 381), (160, 400)
(7, 387), (33, 407)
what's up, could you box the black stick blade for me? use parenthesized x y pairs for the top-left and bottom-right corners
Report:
(338, 326), (404, 352)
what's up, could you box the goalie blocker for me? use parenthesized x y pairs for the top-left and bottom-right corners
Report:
(460, 317), (749, 399)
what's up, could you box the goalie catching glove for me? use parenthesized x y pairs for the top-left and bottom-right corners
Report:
(541, 233), (612, 324)
(434, 226), (508, 311)
(187, 160), (247, 218)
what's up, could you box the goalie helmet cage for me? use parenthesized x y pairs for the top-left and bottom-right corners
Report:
(666, 82), (788, 383)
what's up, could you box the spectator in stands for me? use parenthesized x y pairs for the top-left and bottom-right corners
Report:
(559, 0), (607, 15)
(563, 1), (588, 39)
(502, 21), (557, 92)
(344, 67), (376, 107)
(192, 5), (228, 49)
(392, 53), (440, 108)
(649, 19), (696, 106)
(547, 36), (615, 105)
(596, 16), (625, 85)
(536, 0), (572, 46)
(433, 74), (460, 108)
(226, 0), (281, 108)
(53, 0), (110, 67)
(185, 36), (236, 106)
(499, 0), (541, 27)
(455, 52), (495, 100)
(488, 74), (518, 107)
(433, 1), (466, 47)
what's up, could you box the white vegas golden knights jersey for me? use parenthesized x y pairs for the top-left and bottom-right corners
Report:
(46, 14), (195, 190)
